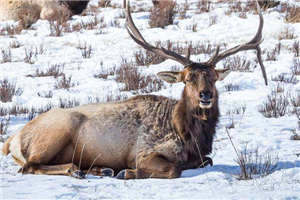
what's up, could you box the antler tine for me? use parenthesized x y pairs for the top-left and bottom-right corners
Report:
(206, 0), (268, 85)
(125, 0), (193, 67)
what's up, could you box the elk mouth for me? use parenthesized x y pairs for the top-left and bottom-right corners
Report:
(199, 100), (213, 109)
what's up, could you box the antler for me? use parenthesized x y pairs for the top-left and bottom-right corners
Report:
(206, 0), (267, 85)
(125, 0), (193, 67)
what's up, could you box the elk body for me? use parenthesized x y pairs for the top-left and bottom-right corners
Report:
(2, 0), (267, 179)
(0, 0), (89, 27)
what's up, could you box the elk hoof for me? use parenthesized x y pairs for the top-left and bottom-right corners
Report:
(71, 170), (85, 179)
(101, 168), (114, 177)
(116, 169), (126, 179)
(200, 157), (213, 168)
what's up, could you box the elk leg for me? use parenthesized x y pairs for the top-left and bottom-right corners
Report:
(20, 163), (85, 179)
(116, 153), (181, 179)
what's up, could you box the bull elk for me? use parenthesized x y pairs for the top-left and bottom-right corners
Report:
(2, 0), (267, 179)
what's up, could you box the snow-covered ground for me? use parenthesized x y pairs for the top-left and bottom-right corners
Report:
(0, 0), (300, 199)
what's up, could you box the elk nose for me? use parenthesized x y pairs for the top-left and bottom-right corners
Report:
(200, 91), (212, 100)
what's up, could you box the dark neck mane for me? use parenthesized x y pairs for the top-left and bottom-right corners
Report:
(172, 89), (219, 159)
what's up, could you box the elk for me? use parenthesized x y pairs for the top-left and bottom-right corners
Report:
(2, 0), (267, 179)
(0, 0), (89, 27)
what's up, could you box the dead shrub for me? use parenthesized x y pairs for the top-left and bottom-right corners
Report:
(0, 24), (23, 36)
(99, 0), (112, 8)
(259, 92), (289, 118)
(116, 59), (163, 92)
(49, 18), (68, 37)
(79, 16), (99, 30)
(27, 63), (64, 78)
(291, 58), (300, 76)
(223, 56), (252, 72)
(290, 94), (300, 108)
(77, 42), (93, 59)
(266, 48), (278, 61)
(273, 83), (284, 93)
(226, 130), (278, 180)
(271, 73), (298, 84)
(0, 118), (10, 135)
(224, 83), (240, 92)
(94, 63), (115, 79)
(196, 0), (211, 13)
(149, 0), (176, 28)
(178, 2), (188, 20)
(278, 27), (296, 40)
(9, 40), (22, 49)
(27, 104), (53, 121)
(0, 107), (9, 116)
(9, 105), (29, 116)
(55, 74), (76, 90)
(24, 47), (36, 64)
(37, 91), (53, 98)
(0, 79), (23, 103)
(104, 93), (129, 103)
(1, 48), (12, 63)
(236, 146), (278, 180)
(209, 15), (218, 26)
(292, 41), (299, 57)
(58, 98), (80, 109)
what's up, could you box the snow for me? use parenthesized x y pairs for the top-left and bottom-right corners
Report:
(0, 0), (300, 199)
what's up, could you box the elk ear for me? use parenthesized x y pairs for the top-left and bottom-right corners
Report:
(157, 71), (183, 83)
(216, 69), (230, 81)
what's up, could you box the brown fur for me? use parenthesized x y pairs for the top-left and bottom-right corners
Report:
(0, 0), (89, 26)
(2, 135), (14, 155)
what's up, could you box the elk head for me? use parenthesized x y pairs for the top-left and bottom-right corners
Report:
(125, 0), (267, 112)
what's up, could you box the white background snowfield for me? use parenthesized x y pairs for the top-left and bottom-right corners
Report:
(0, 0), (299, 199)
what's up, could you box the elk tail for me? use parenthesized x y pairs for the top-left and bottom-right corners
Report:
(2, 135), (14, 155)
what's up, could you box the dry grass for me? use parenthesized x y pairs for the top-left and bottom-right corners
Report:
(149, 0), (177, 28)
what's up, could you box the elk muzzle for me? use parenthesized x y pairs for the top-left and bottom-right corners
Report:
(199, 91), (213, 109)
